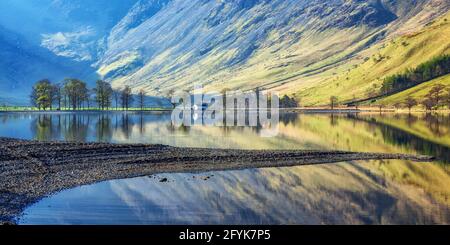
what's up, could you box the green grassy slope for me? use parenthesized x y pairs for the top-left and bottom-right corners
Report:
(292, 12), (450, 106)
(377, 74), (450, 106)
(104, 4), (449, 108)
(105, 1), (450, 102)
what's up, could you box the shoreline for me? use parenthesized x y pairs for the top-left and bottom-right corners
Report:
(1, 108), (449, 114)
(0, 109), (174, 113)
(0, 137), (435, 224)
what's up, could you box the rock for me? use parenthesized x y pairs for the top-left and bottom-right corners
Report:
(0, 137), (434, 224)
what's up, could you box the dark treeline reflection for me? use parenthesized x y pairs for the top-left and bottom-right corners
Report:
(347, 113), (450, 163)
(380, 123), (450, 163)
(28, 112), (173, 142)
(96, 114), (112, 142)
(0, 111), (448, 163)
(5, 111), (448, 225)
(31, 113), (91, 142)
(423, 113), (449, 137)
(216, 111), (300, 136)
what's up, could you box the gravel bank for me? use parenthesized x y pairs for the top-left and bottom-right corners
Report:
(0, 137), (434, 224)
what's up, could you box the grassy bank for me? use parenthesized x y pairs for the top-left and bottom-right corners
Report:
(295, 12), (450, 106)
(377, 74), (450, 106)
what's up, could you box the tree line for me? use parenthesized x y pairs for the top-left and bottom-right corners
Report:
(380, 54), (450, 95)
(398, 83), (450, 112)
(30, 79), (148, 111)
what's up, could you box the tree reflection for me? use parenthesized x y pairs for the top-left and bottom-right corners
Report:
(119, 114), (132, 140)
(329, 113), (339, 127)
(63, 114), (89, 142)
(406, 114), (418, 127)
(31, 114), (60, 141)
(424, 113), (447, 138)
(96, 114), (112, 142)
(7, 111), (450, 164)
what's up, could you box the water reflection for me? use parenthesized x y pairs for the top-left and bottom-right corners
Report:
(344, 113), (450, 163)
(0, 111), (449, 224)
(1, 111), (449, 165)
(18, 162), (450, 225)
(1, 112), (448, 150)
(96, 115), (112, 142)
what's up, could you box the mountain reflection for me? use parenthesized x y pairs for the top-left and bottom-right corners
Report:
(19, 162), (450, 225)
(4, 111), (447, 149)
(0, 111), (449, 224)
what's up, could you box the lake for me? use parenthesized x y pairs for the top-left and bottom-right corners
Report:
(0, 111), (449, 224)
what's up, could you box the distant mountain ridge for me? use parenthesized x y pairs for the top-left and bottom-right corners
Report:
(0, 24), (97, 104)
(0, 0), (449, 105)
(96, 0), (449, 99)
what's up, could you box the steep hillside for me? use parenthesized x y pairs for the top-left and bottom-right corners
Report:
(1, 0), (449, 105)
(0, 0), (139, 61)
(0, 0), (139, 104)
(377, 74), (450, 106)
(294, 10), (450, 106)
(96, 0), (449, 101)
(0, 25), (98, 103)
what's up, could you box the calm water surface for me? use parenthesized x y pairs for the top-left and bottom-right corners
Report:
(0, 111), (449, 224)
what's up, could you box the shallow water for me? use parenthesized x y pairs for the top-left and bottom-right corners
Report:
(0, 111), (449, 224)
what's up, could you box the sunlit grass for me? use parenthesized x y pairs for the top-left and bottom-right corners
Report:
(378, 74), (450, 106)
(295, 12), (450, 106)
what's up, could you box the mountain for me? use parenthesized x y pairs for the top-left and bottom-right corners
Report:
(0, 0), (139, 104)
(378, 74), (450, 106)
(0, 25), (97, 105)
(296, 10), (450, 105)
(96, 0), (450, 104)
(0, 0), (139, 61)
(0, 0), (449, 105)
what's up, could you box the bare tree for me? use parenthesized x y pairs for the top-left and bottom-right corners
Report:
(221, 88), (230, 109)
(393, 102), (402, 110)
(421, 98), (435, 111)
(94, 80), (113, 110)
(138, 89), (146, 111)
(330, 96), (339, 110)
(86, 89), (93, 110)
(166, 89), (177, 109)
(63, 78), (88, 110)
(113, 90), (120, 110)
(428, 83), (446, 109)
(120, 86), (134, 111)
(30, 86), (39, 110)
(421, 84), (446, 111)
(54, 83), (63, 110)
(377, 104), (385, 113)
(404, 97), (418, 113)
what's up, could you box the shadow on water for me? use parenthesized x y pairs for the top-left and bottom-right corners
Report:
(347, 113), (450, 163)
(0, 112), (448, 164)
(0, 111), (449, 224)
(379, 124), (450, 163)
